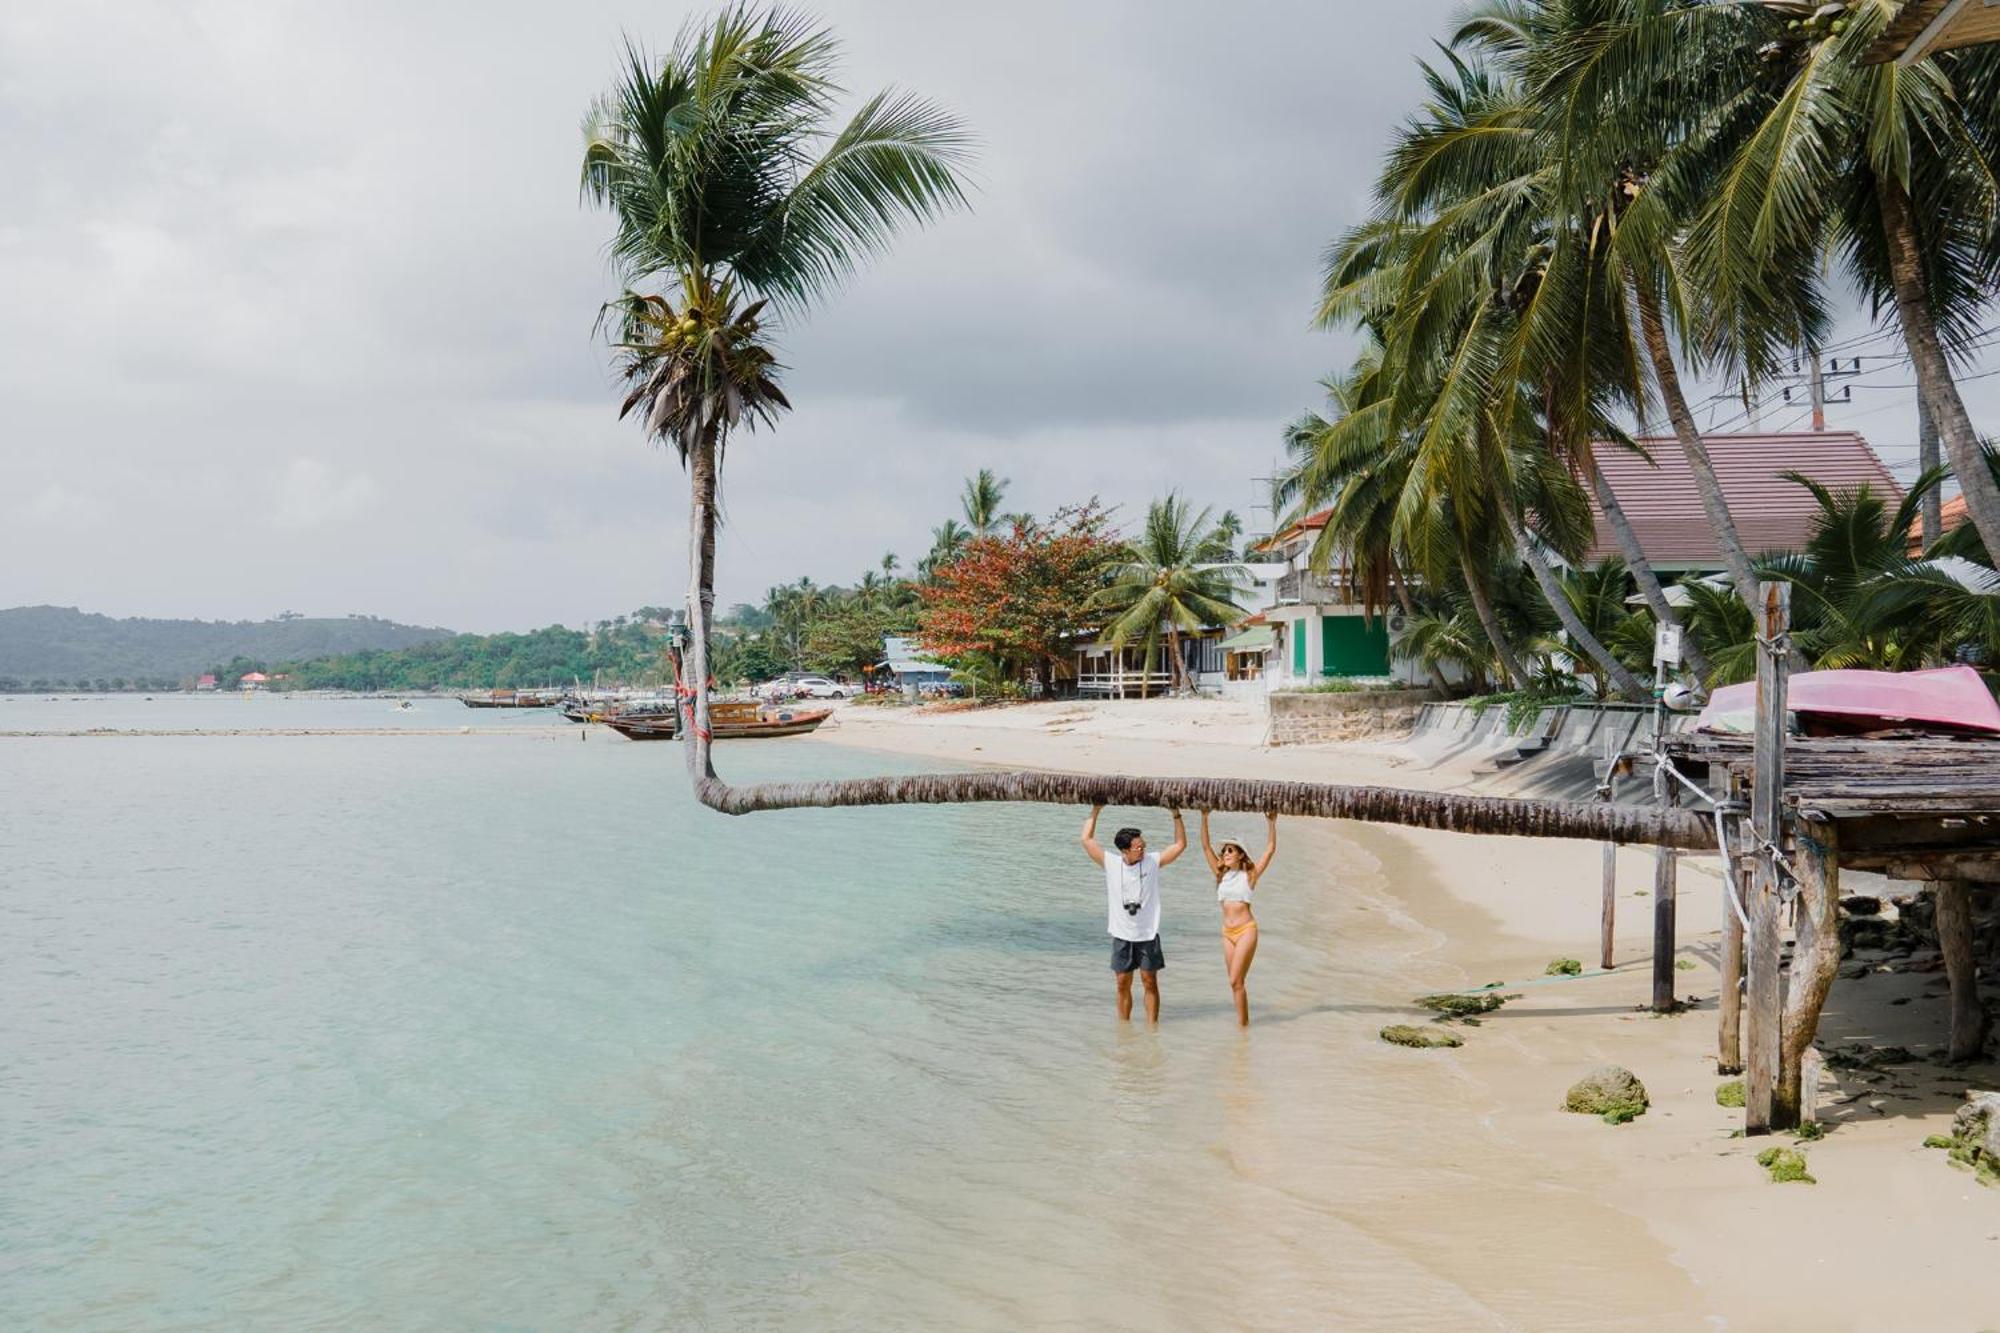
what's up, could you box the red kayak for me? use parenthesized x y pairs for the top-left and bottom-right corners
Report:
(1697, 665), (2000, 736)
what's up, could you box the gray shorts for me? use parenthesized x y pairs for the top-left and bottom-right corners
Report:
(1110, 935), (1165, 974)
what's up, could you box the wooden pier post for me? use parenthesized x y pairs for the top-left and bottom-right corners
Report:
(1600, 762), (1619, 971)
(1776, 821), (1841, 1128)
(1935, 880), (1991, 1063)
(1745, 582), (1790, 1134)
(1652, 780), (1679, 1011)
(1719, 858), (1747, 1075)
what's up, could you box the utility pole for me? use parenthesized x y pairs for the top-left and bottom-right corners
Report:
(1779, 353), (1859, 430)
(1919, 395), (1943, 548)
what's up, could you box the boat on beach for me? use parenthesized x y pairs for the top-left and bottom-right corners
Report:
(603, 699), (832, 741)
(459, 688), (564, 709)
(1696, 664), (2000, 736)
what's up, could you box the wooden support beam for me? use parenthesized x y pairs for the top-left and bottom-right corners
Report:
(1653, 779), (1679, 1012)
(1936, 880), (1991, 1063)
(1745, 581), (1790, 1134)
(1719, 860), (1746, 1075)
(1601, 772), (1618, 971)
(1777, 821), (1841, 1130)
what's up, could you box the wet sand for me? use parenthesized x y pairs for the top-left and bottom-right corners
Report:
(812, 698), (2000, 1329)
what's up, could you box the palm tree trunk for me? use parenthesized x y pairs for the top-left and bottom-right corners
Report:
(1919, 396), (1942, 550)
(687, 765), (1710, 847)
(1503, 508), (1648, 701)
(1580, 448), (1712, 678)
(1392, 565), (1455, 698)
(681, 424), (723, 784)
(1633, 282), (1764, 621)
(1458, 548), (1530, 689)
(1166, 625), (1186, 696)
(1876, 174), (2000, 562)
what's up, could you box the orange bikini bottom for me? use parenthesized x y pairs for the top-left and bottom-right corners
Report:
(1221, 920), (1257, 943)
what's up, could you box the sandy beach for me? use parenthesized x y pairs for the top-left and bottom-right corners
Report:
(814, 697), (2000, 1329)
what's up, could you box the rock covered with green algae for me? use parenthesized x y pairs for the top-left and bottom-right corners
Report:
(1380, 1024), (1463, 1049)
(1416, 992), (1509, 1021)
(1545, 958), (1583, 976)
(1756, 1146), (1815, 1183)
(1564, 1066), (1649, 1124)
(1716, 1080), (1746, 1108)
(1924, 1091), (2000, 1187)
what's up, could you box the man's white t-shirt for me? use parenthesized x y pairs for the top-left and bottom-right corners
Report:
(1105, 851), (1162, 943)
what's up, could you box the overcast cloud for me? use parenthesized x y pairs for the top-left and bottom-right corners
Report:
(3, 1), (1981, 633)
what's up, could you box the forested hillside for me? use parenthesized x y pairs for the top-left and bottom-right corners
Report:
(0, 606), (455, 689)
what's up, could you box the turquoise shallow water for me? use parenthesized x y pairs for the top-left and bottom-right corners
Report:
(1, 699), (1509, 1330)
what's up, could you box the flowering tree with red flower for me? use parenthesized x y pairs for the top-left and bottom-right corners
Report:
(916, 503), (1118, 687)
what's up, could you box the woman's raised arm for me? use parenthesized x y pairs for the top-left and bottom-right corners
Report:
(1198, 809), (1221, 876)
(1251, 812), (1278, 883)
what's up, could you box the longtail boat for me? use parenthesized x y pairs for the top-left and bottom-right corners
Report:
(1697, 665), (2000, 736)
(603, 699), (832, 741)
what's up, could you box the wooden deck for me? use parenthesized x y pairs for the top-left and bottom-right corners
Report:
(1664, 731), (2000, 874)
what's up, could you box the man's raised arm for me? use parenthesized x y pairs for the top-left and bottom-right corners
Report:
(1157, 808), (1188, 866)
(1081, 803), (1106, 867)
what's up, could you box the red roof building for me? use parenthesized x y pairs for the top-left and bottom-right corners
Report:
(1583, 431), (1901, 572)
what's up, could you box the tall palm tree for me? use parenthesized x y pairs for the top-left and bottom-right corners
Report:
(1319, 55), (1649, 699)
(920, 518), (971, 575)
(1725, 3), (2000, 559)
(582, 7), (971, 781)
(1091, 494), (1248, 695)
(961, 468), (1012, 535)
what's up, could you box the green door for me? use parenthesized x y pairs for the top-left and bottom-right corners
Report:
(1320, 614), (1390, 676)
(1292, 622), (1307, 675)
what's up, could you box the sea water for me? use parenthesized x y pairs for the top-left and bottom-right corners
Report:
(1, 697), (1564, 1330)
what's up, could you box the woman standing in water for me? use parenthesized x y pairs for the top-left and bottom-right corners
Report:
(1200, 811), (1277, 1026)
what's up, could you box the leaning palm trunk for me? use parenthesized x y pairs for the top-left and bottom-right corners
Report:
(1502, 508), (1648, 701)
(1876, 175), (2000, 563)
(1580, 450), (1711, 678)
(1458, 549), (1531, 688)
(1633, 285), (1763, 620)
(686, 763), (1709, 846)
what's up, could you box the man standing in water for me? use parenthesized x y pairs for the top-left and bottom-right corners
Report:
(1081, 804), (1186, 1023)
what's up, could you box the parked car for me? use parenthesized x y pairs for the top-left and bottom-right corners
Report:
(760, 675), (855, 700)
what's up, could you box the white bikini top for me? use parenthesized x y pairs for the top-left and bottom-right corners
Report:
(1217, 869), (1253, 903)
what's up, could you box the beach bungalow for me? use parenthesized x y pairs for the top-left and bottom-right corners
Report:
(1250, 509), (1407, 687)
(238, 671), (269, 689)
(1071, 627), (1231, 698)
(194, 674), (218, 691)
(877, 636), (954, 693)
(1581, 430), (1902, 576)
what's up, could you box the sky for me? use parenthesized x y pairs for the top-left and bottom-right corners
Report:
(1, 1), (1989, 633)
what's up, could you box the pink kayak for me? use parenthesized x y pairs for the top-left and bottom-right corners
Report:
(1697, 665), (2000, 735)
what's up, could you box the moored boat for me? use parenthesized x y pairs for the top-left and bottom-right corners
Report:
(603, 699), (832, 741)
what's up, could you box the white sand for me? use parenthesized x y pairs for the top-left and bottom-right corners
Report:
(813, 697), (2000, 1328)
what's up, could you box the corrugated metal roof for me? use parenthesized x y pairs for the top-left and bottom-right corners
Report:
(1583, 431), (1901, 566)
